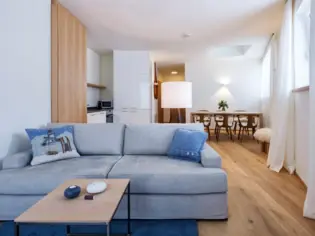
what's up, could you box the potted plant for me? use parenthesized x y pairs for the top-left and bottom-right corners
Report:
(218, 100), (229, 111)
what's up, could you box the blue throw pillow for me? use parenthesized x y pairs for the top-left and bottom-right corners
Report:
(167, 128), (207, 163)
(25, 126), (80, 166)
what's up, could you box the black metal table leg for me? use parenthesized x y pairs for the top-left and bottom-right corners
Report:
(107, 222), (110, 236)
(127, 183), (131, 236)
(67, 225), (70, 235)
(15, 223), (19, 236)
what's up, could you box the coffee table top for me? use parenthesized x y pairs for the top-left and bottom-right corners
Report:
(15, 179), (130, 224)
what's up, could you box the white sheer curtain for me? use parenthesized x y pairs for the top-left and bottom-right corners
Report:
(303, 0), (315, 220)
(261, 46), (272, 127)
(267, 0), (295, 173)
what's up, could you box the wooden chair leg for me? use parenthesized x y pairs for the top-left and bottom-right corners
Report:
(225, 127), (229, 136)
(241, 128), (245, 143)
(207, 126), (211, 140)
(252, 127), (256, 139)
(229, 127), (234, 141)
(217, 127), (221, 142)
(238, 127), (242, 140)
(233, 121), (237, 134)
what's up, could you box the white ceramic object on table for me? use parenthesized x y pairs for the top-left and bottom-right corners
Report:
(86, 181), (107, 194)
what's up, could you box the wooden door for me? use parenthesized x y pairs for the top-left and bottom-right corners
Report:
(51, 1), (87, 123)
(157, 80), (164, 123)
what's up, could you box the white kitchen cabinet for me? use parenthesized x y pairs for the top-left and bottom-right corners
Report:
(113, 51), (152, 110)
(86, 49), (101, 107)
(113, 109), (151, 124)
(87, 111), (106, 123)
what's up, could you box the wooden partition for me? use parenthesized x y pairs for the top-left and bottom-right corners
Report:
(51, 0), (87, 123)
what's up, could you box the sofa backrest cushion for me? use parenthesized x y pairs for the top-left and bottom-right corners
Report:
(47, 123), (125, 155)
(124, 123), (204, 155)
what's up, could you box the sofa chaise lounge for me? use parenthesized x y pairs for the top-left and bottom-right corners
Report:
(0, 123), (228, 220)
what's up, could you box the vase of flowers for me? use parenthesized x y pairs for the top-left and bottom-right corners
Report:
(218, 100), (229, 111)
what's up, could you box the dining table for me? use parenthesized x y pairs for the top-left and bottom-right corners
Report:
(190, 111), (263, 128)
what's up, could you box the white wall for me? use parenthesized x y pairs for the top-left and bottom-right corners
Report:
(100, 53), (113, 100)
(295, 91), (309, 185)
(185, 54), (262, 119)
(0, 0), (51, 158)
(86, 48), (101, 107)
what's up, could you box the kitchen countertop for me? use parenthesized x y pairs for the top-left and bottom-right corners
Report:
(87, 107), (113, 114)
(87, 107), (106, 114)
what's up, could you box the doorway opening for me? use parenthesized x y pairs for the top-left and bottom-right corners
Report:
(155, 64), (185, 123)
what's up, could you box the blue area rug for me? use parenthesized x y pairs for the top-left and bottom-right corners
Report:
(0, 220), (198, 236)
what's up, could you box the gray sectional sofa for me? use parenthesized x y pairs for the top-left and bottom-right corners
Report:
(0, 123), (228, 220)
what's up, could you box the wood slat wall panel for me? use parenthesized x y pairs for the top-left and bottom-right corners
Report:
(51, 1), (58, 122)
(51, 2), (87, 123)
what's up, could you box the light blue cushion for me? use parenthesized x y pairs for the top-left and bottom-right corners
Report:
(167, 129), (207, 163)
(25, 126), (80, 166)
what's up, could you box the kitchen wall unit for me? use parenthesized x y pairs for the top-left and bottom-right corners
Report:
(51, 0), (87, 123)
(87, 48), (103, 107)
(100, 52), (114, 100)
(113, 51), (152, 124)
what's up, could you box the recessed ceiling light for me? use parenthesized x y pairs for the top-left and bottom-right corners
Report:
(171, 71), (178, 75)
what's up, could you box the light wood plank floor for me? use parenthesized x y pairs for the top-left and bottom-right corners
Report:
(198, 139), (315, 236)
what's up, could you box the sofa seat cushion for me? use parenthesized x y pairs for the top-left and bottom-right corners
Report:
(108, 155), (227, 194)
(0, 155), (121, 195)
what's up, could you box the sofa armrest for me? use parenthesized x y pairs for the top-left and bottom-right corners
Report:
(0, 159), (3, 171)
(2, 150), (32, 170)
(201, 144), (222, 168)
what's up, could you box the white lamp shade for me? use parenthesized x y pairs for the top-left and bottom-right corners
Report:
(161, 82), (192, 108)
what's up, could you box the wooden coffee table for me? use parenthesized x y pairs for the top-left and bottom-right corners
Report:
(14, 179), (131, 236)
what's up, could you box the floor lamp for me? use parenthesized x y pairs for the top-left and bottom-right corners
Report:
(161, 81), (192, 123)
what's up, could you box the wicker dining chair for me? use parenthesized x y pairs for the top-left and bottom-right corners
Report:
(214, 114), (235, 142)
(192, 110), (212, 140)
(233, 110), (248, 134)
(237, 114), (260, 142)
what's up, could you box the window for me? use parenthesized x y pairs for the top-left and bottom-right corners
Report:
(294, 0), (310, 88)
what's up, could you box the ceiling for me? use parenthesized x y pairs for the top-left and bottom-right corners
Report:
(158, 64), (185, 76)
(60, 0), (284, 63)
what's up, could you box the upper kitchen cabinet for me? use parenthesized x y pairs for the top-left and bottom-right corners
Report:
(113, 51), (152, 110)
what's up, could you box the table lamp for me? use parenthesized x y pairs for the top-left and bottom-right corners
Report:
(161, 81), (192, 123)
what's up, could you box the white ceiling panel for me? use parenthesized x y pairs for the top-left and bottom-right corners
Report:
(60, 0), (284, 61)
